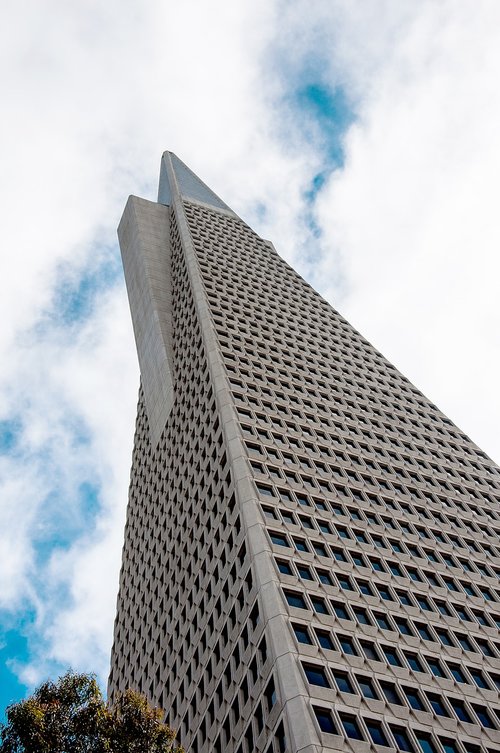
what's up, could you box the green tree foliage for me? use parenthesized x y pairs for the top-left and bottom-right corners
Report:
(0, 671), (183, 753)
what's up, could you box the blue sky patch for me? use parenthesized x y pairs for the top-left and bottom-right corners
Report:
(0, 420), (20, 454)
(0, 619), (32, 721)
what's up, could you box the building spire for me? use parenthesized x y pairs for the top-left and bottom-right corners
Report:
(158, 151), (231, 211)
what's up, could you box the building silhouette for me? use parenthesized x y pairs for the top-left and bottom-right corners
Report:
(109, 152), (500, 753)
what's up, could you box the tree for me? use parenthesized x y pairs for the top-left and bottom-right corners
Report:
(0, 671), (183, 753)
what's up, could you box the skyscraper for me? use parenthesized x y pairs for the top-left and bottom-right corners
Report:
(109, 152), (500, 753)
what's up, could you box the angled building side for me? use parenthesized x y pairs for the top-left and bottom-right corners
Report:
(109, 152), (500, 753)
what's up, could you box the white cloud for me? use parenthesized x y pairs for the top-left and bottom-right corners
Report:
(309, 0), (500, 462)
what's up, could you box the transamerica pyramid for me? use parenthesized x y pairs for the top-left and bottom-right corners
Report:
(109, 152), (500, 753)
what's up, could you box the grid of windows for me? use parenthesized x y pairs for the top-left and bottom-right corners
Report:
(112, 157), (500, 753)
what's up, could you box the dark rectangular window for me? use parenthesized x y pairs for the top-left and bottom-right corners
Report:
(439, 740), (459, 753)
(426, 693), (449, 717)
(403, 687), (424, 711)
(303, 663), (330, 688)
(380, 682), (402, 705)
(313, 707), (337, 734)
(357, 676), (378, 699)
(340, 715), (363, 740)
(366, 719), (389, 746)
(284, 591), (307, 609)
(332, 671), (354, 694)
(447, 664), (466, 683)
(276, 559), (293, 575)
(339, 635), (357, 655)
(311, 596), (328, 614)
(292, 624), (312, 645)
(415, 733), (439, 753)
(332, 602), (350, 620)
(361, 641), (380, 661)
(316, 569), (334, 586)
(427, 658), (445, 678)
(270, 533), (290, 547)
(297, 565), (313, 580)
(383, 647), (402, 667)
(450, 699), (472, 724)
(353, 607), (370, 625)
(472, 704), (496, 729)
(315, 630), (334, 651)
(389, 727), (415, 752)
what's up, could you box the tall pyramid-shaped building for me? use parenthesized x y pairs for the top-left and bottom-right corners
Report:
(109, 153), (500, 753)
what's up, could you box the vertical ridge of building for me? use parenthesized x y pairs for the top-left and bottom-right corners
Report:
(110, 152), (500, 753)
(162, 150), (318, 752)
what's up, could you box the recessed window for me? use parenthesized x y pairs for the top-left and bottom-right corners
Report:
(270, 533), (289, 548)
(297, 565), (313, 581)
(472, 704), (496, 729)
(353, 607), (370, 625)
(404, 652), (424, 672)
(332, 602), (350, 620)
(303, 664), (330, 688)
(361, 641), (379, 661)
(377, 585), (394, 601)
(315, 629), (334, 651)
(449, 699), (472, 724)
(470, 668), (488, 689)
(366, 719), (389, 746)
(456, 634), (473, 652)
(439, 739), (459, 753)
(316, 569), (333, 586)
(397, 590), (412, 606)
(293, 538), (309, 552)
(284, 591), (307, 610)
(390, 727), (415, 752)
(340, 714), (363, 740)
(339, 635), (357, 655)
(415, 733), (439, 753)
(357, 676), (378, 700)
(383, 647), (402, 667)
(311, 596), (328, 615)
(358, 580), (374, 596)
(447, 664), (466, 683)
(257, 484), (274, 497)
(313, 707), (337, 734)
(292, 624), (312, 645)
(403, 687), (424, 711)
(332, 671), (354, 694)
(425, 693), (449, 717)
(375, 613), (391, 631)
(276, 559), (292, 575)
(338, 576), (354, 591)
(313, 542), (328, 557)
(380, 682), (402, 705)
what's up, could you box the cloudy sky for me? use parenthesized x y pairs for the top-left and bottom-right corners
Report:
(1, 0), (500, 714)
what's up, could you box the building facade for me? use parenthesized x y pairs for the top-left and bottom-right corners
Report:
(109, 152), (500, 753)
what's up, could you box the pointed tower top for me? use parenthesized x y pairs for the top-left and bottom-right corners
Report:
(158, 151), (231, 212)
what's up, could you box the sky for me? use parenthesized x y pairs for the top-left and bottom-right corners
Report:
(1, 0), (500, 716)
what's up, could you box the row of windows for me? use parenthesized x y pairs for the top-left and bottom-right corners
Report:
(291, 620), (500, 695)
(303, 661), (500, 730)
(270, 528), (500, 612)
(247, 438), (500, 531)
(264, 500), (500, 582)
(312, 705), (499, 753)
(234, 387), (499, 495)
(225, 336), (494, 468)
(284, 585), (500, 659)
(276, 555), (500, 632)
(257, 479), (500, 563)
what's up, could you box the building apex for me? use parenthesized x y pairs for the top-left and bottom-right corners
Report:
(158, 151), (231, 212)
